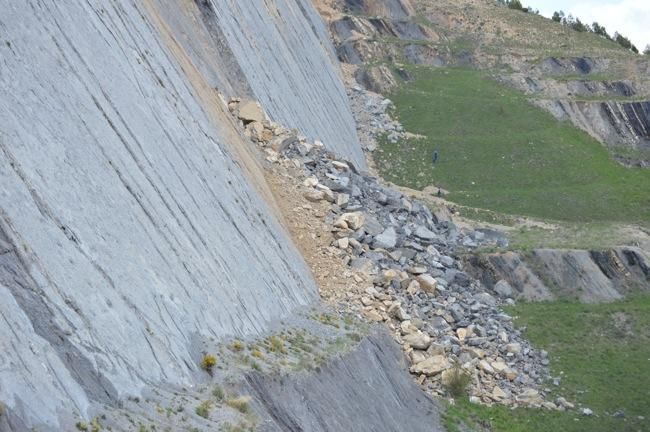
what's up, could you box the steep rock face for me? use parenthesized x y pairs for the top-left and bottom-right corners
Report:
(0, 0), (365, 429)
(245, 330), (442, 432)
(466, 247), (650, 303)
(151, 0), (366, 168)
(537, 99), (650, 155)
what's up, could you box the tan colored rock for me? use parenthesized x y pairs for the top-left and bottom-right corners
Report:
(402, 331), (431, 350)
(406, 279), (421, 295)
(479, 360), (495, 374)
(332, 160), (349, 171)
(334, 212), (365, 230)
(245, 121), (265, 141)
(456, 328), (468, 341)
(492, 386), (507, 400)
(303, 177), (319, 187)
(337, 238), (349, 249)
(410, 355), (450, 376)
(409, 350), (427, 365)
(408, 266), (427, 275)
(360, 296), (373, 306)
(400, 320), (419, 335)
(491, 361), (508, 373)
(364, 309), (383, 322)
(416, 274), (437, 293)
(506, 343), (522, 353)
(465, 347), (486, 359)
(304, 190), (325, 202)
(388, 303), (409, 321)
(516, 389), (543, 406)
(238, 100), (265, 123)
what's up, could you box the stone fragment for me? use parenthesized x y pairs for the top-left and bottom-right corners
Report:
(373, 227), (397, 249)
(335, 212), (365, 230)
(304, 190), (325, 202)
(506, 343), (521, 354)
(414, 225), (436, 241)
(402, 331), (432, 350)
(410, 355), (450, 376)
(494, 280), (514, 298)
(516, 389), (543, 406)
(238, 100), (265, 123)
(492, 386), (507, 400)
(388, 303), (409, 321)
(364, 310), (383, 322)
(416, 274), (437, 293)
(406, 279), (421, 295)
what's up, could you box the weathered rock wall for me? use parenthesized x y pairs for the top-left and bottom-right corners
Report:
(537, 99), (650, 154)
(466, 248), (650, 303)
(245, 330), (441, 432)
(0, 0), (366, 429)
(150, 0), (366, 168)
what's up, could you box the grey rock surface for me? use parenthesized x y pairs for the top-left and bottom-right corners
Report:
(153, 0), (366, 168)
(0, 0), (367, 429)
(245, 329), (443, 432)
(466, 248), (650, 303)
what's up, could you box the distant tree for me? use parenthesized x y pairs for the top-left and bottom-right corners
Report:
(573, 17), (590, 32)
(614, 32), (639, 53)
(506, 0), (524, 11)
(551, 11), (564, 22)
(592, 22), (611, 40)
(644, 45), (650, 55)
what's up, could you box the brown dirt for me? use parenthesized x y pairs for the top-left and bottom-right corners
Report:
(263, 161), (370, 305)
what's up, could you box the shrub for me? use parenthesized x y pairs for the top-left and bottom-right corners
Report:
(212, 384), (225, 402)
(195, 400), (212, 418)
(444, 365), (472, 398)
(251, 349), (264, 359)
(268, 336), (286, 354)
(225, 396), (250, 414)
(230, 340), (244, 352)
(201, 354), (217, 372)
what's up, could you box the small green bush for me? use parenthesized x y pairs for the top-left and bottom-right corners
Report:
(268, 336), (286, 354)
(230, 340), (244, 352)
(196, 400), (212, 419)
(225, 396), (250, 414)
(212, 385), (225, 402)
(444, 365), (472, 398)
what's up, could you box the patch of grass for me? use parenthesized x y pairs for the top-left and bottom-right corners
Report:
(445, 295), (650, 431)
(225, 396), (251, 414)
(230, 340), (244, 352)
(443, 364), (472, 398)
(267, 336), (286, 354)
(376, 67), (650, 226)
(212, 385), (225, 402)
(195, 400), (212, 419)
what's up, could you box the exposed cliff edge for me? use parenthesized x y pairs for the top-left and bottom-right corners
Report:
(465, 247), (650, 303)
(0, 0), (373, 429)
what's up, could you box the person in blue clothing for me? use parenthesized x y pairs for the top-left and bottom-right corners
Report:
(432, 150), (439, 164)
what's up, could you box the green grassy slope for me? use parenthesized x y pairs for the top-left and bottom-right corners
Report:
(445, 296), (650, 432)
(376, 67), (650, 225)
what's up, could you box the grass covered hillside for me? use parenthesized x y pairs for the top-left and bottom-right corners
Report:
(375, 67), (650, 226)
(445, 296), (650, 432)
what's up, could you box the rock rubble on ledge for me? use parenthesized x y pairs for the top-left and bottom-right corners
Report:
(227, 97), (569, 410)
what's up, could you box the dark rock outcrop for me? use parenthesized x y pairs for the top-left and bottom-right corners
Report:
(466, 248), (650, 303)
(245, 330), (443, 432)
